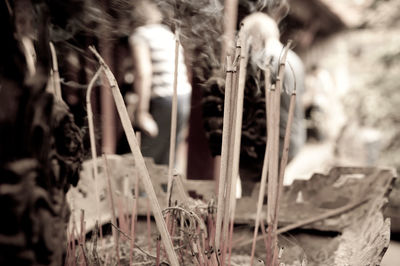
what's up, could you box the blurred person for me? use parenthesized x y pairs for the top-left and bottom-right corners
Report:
(240, 11), (306, 179)
(304, 64), (344, 142)
(123, 0), (192, 165)
(202, 11), (306, 181)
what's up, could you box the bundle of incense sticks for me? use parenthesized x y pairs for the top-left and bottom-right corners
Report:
(266, 41), (293, 266)
(239, 39), (295, 266)
(214, 31), (249, 265)
(264, 41), (295, 266)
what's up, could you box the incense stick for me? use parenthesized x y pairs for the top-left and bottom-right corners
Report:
(221, 37), (248, 262)
(79, 210), (88, 266)
(130, 131), (141, 265)
(266, 81), (279, 224)
(215, 55), (234, 254)
(86, 67), (103, 247)
(266, 40), (292, 225)
(167, 33), (180, 206)
(103, 154), (120, 265)
(89, 46), (179, 266)
(271, 85), (297, 266)
(79, 209), (86, 244)
(225, 54), (241, 262)
(250, 66), (272, 266)
(273, 91), (296, 228)
(266, 41), (292, 266)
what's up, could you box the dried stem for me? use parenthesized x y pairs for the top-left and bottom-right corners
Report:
(89, 46), (179, 266)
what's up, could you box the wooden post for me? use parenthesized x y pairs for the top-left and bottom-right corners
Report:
(99, 29), (116, 154)
(221, 0), (239, 65)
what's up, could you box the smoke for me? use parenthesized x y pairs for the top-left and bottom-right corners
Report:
(47, 0), (142, 42)
(152, 0), (294, 166)
(152, 0), (288, 85)
(153, 0), (225, 84)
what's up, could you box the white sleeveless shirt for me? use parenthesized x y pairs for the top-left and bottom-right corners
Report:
(129, 24), (192, 98)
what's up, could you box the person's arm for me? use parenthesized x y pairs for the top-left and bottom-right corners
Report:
(130, 40), (158, 137)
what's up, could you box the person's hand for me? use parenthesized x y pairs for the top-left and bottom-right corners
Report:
(135, 111), (159, 137)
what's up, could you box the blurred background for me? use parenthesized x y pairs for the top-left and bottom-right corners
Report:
(186, 0), (400, 263)
(272, 1), (400, 264)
